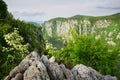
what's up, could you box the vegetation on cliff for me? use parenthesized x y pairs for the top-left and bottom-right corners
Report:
(46, 27), (120, 79)
(43, 13), (120, 79)
(0, 0), (120, 79)
(0, 0), (45, 79)
(42, 13), (120, 50)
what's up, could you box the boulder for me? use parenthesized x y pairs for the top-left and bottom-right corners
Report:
(11, 73), (23, 80)
(47, 63), (65, 80)
(4, 51), (117, 80)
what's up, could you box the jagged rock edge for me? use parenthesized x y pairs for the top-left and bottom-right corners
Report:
(4, 51), (117, 80)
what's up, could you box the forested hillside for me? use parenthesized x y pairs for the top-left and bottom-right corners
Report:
(42, 12), (120, 79)
(0, 0), (45, 79)
(0, 0), (120, 80)
(42, 13), (120, 49)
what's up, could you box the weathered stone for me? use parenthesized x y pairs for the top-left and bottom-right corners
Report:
(49, 56), (55, 63)
(17, 62), (29, 73)
(104, 75), (117, 80)
(24, 60), (50, 80)
(11, 73), (23, 80)
(41, 55), (49, 67)
(9, 67), (18, 78)
(47, 63), (65, 80)
(71, 64), (117, 80)
(4, 75), (11, 80)
(60, 64), (74, 80)
(20, 51), (41, 66)
(88, 67), (103, 80)
(5, 51), (117, 80)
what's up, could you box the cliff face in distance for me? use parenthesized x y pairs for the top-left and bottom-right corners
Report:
(4, 51), (117, 80)
(42, 13), (120, 48)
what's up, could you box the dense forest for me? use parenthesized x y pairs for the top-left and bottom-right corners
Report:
(0, 0), (120, 80)
(42, 7), (120, 80)
(46, 28), (120, 79)
(0, 0), (45, 79)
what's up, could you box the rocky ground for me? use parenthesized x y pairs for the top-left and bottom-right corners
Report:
(4, 51), (117, 80)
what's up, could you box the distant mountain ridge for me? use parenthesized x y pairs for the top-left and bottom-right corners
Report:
(42, 13), (120, 49)
(27, 21), (44, 25)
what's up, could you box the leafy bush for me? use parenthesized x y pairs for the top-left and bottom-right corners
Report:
(0, 0), (7, 19)
(2, 28), (29, 55)
(0, 28), (29, 79)
(49, 27), (120, 78)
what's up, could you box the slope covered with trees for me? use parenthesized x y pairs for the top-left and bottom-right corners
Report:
(46, 28), (120, 79)
(42, 13), (120, 50)
(0, 0), (45, 79)
(0, 0), (120, 80)
(43, 14), (120, 79)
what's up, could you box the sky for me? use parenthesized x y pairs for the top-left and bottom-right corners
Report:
(4, 0), (120, 22)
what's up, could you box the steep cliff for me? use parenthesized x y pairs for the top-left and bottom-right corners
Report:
(42, 13), (120, 48)
(4, 51), (117, 80)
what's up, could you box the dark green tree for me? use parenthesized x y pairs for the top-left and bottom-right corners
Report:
(0, 28), (29, 79)
(0, 0), (8, 19)
(51, 27), (120, 78)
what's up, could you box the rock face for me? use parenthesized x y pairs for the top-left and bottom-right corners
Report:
(42, 19), (111, 38)
(4, 51), (117, 80)
(42, 15), (120, 49)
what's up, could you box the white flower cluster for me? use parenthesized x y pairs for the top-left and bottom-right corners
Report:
(2, 28), (29, 56)
(46, 42), (57, 55)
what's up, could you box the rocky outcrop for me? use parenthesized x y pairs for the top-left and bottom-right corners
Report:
(4, 51), (117, 80)
(42, 19), (111, 38)
(42, 18), (113, 49)
(43, 19), (92, 38)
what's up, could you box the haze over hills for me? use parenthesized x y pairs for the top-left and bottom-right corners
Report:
(27, 21), (44, 25)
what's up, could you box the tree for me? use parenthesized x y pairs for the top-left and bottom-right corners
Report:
(46, 41), (57, 57)
(51, 27), (120, 78)
(0, 0), (8, 19)
(2, 28), (29, 59)
(0, 28), (29, 78)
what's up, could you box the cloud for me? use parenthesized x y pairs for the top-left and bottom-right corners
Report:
(13, 11), (45, 17)
(4, 0), (120, 21)
(11, 11), (46, 21)
(97, 6), (120, 10)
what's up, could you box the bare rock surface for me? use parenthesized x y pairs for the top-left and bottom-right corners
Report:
(4, 51), (117, 80)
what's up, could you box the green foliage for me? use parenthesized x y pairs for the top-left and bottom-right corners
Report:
(0, 0), (8, 19)
(0, 0), (44, 79)
(0, 28), (29, 79)
(2, 28), (29, 55)
(9, 19), (45, 53)
(0, 17), (44, 80)
(49, 28), (120, 78)
(47, 37), (64, 49)
(46, 41), (57, 57)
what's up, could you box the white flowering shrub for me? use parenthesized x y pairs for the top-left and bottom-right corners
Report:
(46, 41), (57, 57)
(2, 28), (29, 60)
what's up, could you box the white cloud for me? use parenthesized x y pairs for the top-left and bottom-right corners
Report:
(13, 11), (45, 17)
(4, 0), (120, 21)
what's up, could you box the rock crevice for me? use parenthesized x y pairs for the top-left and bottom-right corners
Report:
(4, 51), (117, 80)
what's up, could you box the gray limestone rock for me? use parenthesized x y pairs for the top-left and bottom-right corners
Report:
(49, 56), (55, 63)
(11, 73), (23, 80)
(4, 51), (117, 80)
(41, 55), (49, 67)
(60, 64), (74, 80)
(47, 63), (65, 80)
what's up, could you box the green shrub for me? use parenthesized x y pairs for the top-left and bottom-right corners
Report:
(0, 28), (29, 79)
(49, 27), (120, 78)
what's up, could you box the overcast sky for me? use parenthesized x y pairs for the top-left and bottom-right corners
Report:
(4, 0), (120, 21)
